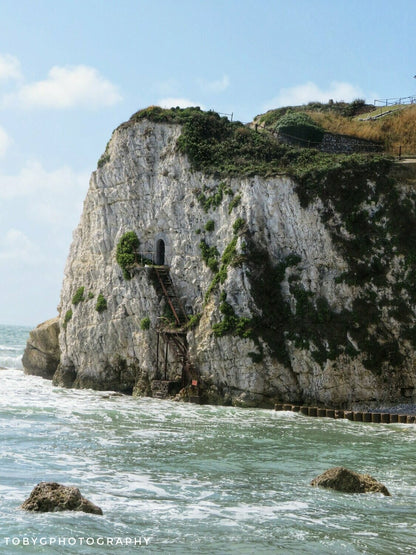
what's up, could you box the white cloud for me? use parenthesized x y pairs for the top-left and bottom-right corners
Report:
(0, 159), (88, 199)
(9, 65), (122, 109)
(0, 54), (22, 81)
(0, 126), (11, 157)
(0, 228), (41, 265)
(198, 75), (230, 93)
(0, 161), (90, 323)
(263, 81), (366, 110)
(158, 97), (205, 110)
(0, 160), (89, 240)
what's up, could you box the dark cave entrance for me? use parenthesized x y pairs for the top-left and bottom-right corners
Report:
(155, 239), (165, 265)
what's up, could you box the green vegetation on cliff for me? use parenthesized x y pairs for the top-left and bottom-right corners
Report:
(63, 309), (72, 329)
(125, 105), (388, 181)
(122, 105), (416, 376)
(95, 293), (108, 313)
(256, 100), (416, 155)
(72, 286), (85, 305)
(275, 112), (325, 144)
(116, 231), (140, 279)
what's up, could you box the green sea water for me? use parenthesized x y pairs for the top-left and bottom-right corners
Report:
(0, 324), (415, 554)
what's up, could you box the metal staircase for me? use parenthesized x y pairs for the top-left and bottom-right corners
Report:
(150, 266), (199, 402)
(154, 267), (188, 326)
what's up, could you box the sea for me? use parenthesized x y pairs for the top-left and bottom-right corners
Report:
(0, 323), (415, 554)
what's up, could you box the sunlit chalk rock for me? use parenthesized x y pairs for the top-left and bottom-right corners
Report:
(22, 317), (60, 379)
(20, 482), (103, 514)
(28, 110), (416, 408)
(310, 466), (390, 496)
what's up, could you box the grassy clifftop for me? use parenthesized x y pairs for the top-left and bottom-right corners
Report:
(256, 100), (416, 156)
(119, 105), (389, 182)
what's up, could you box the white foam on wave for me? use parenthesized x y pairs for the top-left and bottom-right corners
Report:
(219, 500), (309, 522)
(0, 354), (23, 369)
(0, 344), (21, 351)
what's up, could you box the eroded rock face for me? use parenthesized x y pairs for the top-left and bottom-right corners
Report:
(22, 318), (60, 379)
(33, 114), (416, 407)
(20, 482), (103, 514)
(310, 467), (390, 496)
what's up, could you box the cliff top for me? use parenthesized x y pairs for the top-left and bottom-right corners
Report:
(105, 105), (390, 185)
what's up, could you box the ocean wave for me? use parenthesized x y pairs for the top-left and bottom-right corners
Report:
(0, 354), (23, 369)
(0, 345), (22, 351)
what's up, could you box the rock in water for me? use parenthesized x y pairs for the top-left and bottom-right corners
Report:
(20, 482), (103, 514)
(310, 466), (390, 495)
(22, 318), (60, 379)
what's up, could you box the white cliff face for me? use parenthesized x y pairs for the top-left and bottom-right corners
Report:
(54, 118), (416, 407)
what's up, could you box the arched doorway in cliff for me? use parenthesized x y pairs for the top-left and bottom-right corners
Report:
(155, 239), (165, 265)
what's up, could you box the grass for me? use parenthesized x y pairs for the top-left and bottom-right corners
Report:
(353, 104), (408, 119)
(256, 101), (416, 157)
(309, 106), (416, 155)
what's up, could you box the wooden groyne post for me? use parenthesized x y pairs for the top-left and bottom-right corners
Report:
(274, 404), (416, 424)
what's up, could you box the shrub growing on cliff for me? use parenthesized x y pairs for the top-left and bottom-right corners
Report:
(127, 105), (203, 125)
(228, 194), (241, 214)
(233, 218), (246, 235)
(276, 112), (325, 145)
(186, 313), (201, 329)
(196, 182), (232, 212)
(204, 220), (215, 232)
(95, 294), (107, 313)
(212, 301), (253, 338)
(63, 309), (73, 328)
(140, 316), (150, 330)
(116, 231), (140, 279)
(97, 153), (110, 168)
(97, 140), (111, 168)
(72, 287), (85, 305)
(199, 239), (220, 272)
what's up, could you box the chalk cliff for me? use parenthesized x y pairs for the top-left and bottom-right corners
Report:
(24, 107), (416, 408)
(22, 317), (60, 379)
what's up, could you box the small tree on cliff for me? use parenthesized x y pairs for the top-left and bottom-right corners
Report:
(116, 231), (139, 279)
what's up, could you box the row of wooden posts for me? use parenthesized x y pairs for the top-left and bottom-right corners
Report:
(274, 403), (416, 424)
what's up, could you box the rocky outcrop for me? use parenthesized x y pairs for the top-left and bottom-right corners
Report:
(21, 482), (103, 514)
(22, 317), (60, 379)
(26, 108), (416, 408)
(310, 467), (390, 496)
(54, 119), (342, 404)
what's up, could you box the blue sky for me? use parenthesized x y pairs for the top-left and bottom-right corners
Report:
(0, 0), (415, 325)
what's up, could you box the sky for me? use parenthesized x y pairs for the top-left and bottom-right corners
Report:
(0, 0), (415, 326)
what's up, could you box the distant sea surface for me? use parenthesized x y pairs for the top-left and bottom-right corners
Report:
(0, 323), (416, 554)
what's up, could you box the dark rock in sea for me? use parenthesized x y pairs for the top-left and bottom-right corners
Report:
(20, 482), (103, 514)
(22, 317), (60, 379)
(310, 466), (390, 496)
